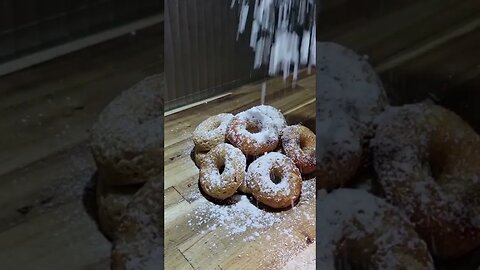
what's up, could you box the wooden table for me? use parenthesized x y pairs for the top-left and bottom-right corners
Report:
(164, 71), (316, 270)
(0, 25), (162, 270)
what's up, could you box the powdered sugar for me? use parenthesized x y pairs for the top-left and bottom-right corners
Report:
(317, 189), (434, 269)
(370, 103), (480, 259)
(230, 108), (279, 149)
(192, 113), (234, 148)
(200, 144), (245, 188)
(316, 42), (388, 189)
(254, 105), (287, 133)
(188, 194), (281, 239)
(186, 178), (315, 267)
(247, 152), (295, 194)
(232, 0), (316, 80)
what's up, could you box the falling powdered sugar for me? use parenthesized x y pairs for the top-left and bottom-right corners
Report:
(231, 0), (316, 80)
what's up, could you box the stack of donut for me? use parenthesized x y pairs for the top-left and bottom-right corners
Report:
(316, 41), (480, 268)
(316, 42), (388, 190)
(90, 74), (164, 270)
(192, 105), (316, 209)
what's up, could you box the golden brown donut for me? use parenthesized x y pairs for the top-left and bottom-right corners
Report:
(281, 125), (316, 174)
(193, 146), (209, 168)
(371, 103), (480, 259)
(246, 152), (302, 209)
(199, 143), (246, 200)
(316, 42), (388, 190)
(111, 176), (163, 270)
(192, 113), (234, 151)
(254, 105), (287, 134)
(238, 177), (252, 194)
(96, 175), (142, 240)
(227, 107), (279, 156)
(317, 189), (434, 269)
(90, 74), (164, 186)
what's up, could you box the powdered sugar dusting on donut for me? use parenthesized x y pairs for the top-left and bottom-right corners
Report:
(282, 125), (315, 174)
(371, 103), (480, 258)
(202, 144), (245, 189)
(194, 113), (233, 139)
(228, 108), (279, 150)
(254, 105), (288, 133)
(371, 104), (470, 224)
(247, 152), (297, 195)
(199, 144), (246, 200)
(317, 189), (434, 269)
(316, 43), (388, 188)
(193, 113), (234, 151)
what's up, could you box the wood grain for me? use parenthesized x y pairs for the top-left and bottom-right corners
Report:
(0, 25), (162, 270)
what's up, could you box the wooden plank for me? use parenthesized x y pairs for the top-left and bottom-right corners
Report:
(0, 25), (163, 177)
(0, 201), (110, 270)
(179, 199), (315, 270)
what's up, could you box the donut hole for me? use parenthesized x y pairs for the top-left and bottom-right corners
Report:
(299, 136), (308, 150)
(214, 157), (226, 175)
(246, 121), (261, 134)
(218, 164), (225, 175)
(269, 168), (283, 185)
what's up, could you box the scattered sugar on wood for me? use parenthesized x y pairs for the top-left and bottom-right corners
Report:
(186, 179), (315, 267)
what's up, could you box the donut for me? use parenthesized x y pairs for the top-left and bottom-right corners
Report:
(371, 103), (480, 258)
(246, 152), (302, 209)
(316, 42), (388, 190)
(192, 113), (234, 151)
(317, 189), (434, 269)
(96, 174), (142, 240)
(90, 74), (164, 186)
(111, 176), (163, 270)
(238, 178), (252, 194)
(227, 108), (279, 156)
(194, 147), (209, 168)
(254, 105), (287, 133)
(281, 125), (316, 174)
(199, 143), (246, 200)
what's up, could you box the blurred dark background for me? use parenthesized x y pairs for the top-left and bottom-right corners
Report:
(0, 0), (163, 63)
(318, 0), (480, 133)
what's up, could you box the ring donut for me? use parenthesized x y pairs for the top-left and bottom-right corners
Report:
(90, 74), (164, 186)
(246, 152), (301, 209)
(316, 42), (388, 190)
(194, 147), (209, 168)
(281, 125), (316, 174)
(199, 143), (246, 200)
(193, 113), (234, 151)
(317, 189), (434, 269)
(227, 108), (279, 156)
(111, 177), (163, 270)
(255, 105), (287, 133)
(371, 103), (480, 258)
(96, 175), (142, 240)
